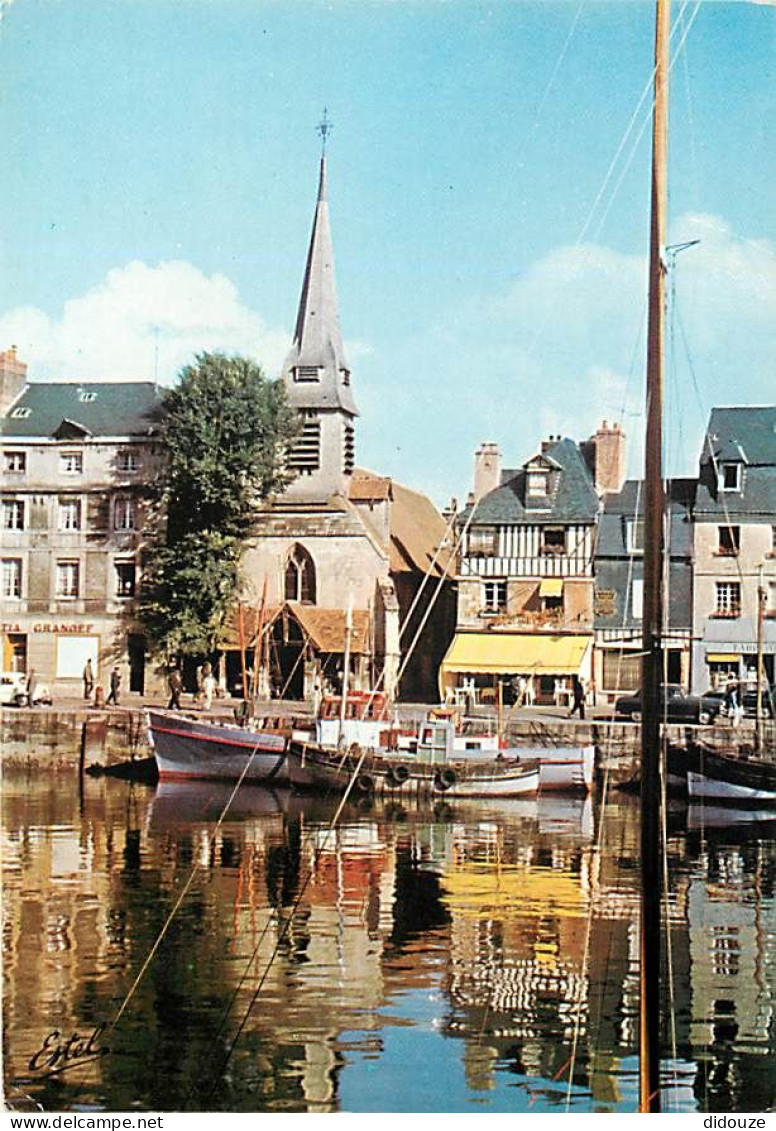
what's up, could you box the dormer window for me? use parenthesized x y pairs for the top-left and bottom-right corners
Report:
(78, 389), (97, 403)
(719, 462), (742, 492)
(626, 518), (644, 554)
(295, 365), (321, 383)
(10, 407), (31, 420)
(340, 368), (351, 386)
(527, 470), (549, 497)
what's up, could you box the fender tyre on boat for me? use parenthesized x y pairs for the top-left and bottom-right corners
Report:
(387, 764), (410, 788)
(355, 773), (375, 794)
(434, 767), (457, 791)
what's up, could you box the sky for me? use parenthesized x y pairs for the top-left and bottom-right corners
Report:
(1, 0), (774, 506)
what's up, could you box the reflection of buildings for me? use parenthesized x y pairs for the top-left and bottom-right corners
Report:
(3, 782), (774, 1113)
(684, 832), (775, 1112)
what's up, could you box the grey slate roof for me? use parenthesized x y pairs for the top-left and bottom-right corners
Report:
(1, 382), (163, 438)
(700, 406), (776, 467)
(281, 156), (358, 417)
(461, 438), (599, 526)
(695, 406), (776, 518)
(595, 478), (695, 559)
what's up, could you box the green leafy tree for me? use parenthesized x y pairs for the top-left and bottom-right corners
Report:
(139, 352), (299, 657)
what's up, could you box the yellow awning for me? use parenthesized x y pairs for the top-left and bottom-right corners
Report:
(539, 578), (564, 597)
(440, 632), (590, 678)
(706, 652), (741, 663)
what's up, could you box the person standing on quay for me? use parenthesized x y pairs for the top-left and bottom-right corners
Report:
(167, 666), (183, 710)
(201, 663), (216, 711)
(105, 667), (121, 706)
(83, 659), (94, 701)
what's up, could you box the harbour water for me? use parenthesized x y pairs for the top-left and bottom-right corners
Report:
(2, 771), (774, 1114)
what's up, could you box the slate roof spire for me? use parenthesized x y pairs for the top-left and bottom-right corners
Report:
(282, 131), (357, 417)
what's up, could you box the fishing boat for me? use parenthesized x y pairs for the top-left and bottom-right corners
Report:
(146, 708), (300, 784)
(288, 734), (541, 799)
(289, 694), (591, 797)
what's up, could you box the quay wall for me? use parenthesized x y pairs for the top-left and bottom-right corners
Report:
(1, 708), (150, 771)
(2, 706), (735, 785)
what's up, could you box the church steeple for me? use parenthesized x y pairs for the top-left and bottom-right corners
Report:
(283, 119), (358, 501)
(282, 144), (357, 417)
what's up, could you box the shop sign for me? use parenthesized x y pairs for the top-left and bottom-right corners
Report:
(32, 623), (95, 634)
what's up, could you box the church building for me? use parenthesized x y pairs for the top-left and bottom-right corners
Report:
(239, 151), (454, 702)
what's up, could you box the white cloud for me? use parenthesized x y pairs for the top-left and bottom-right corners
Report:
(0, 260), (292, 383)
(367, 211), (776, 498)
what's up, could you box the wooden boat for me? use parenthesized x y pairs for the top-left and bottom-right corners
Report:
(314, 695), (594, 794)
(288, 736), (540, 799)
(685, 745), (776, 804)
(146, 708), (298, 784)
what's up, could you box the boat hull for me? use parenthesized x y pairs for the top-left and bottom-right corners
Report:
(507, 745), (595, 793)
(147, 709), (291, 784)
(288, 740), (540, 799)
(683, 746), (776, 804)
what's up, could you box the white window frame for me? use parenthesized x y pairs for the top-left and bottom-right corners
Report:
(58, 497), (81, 532)
(59, 451), (83, 475)
(631, 578), (644, 620)
(626, 518), (644, 554)
(113, 496), (136, 531)
(2, 499), (24, 531)
(56, 560), (80, 599)
(1, 558), (22, 599)
(719, 463), (742, 492)
(526, 470), (549, 497)
(482, 579), (507, 613)
(3, 451), (26, 474)
(117, 450), (139, 473)
(714, 581), (741, 617)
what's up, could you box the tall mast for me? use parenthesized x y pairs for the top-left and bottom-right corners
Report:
(640, 0), (670, 1114)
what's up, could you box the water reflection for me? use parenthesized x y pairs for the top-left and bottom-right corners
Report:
(2, 772), (774, 1113)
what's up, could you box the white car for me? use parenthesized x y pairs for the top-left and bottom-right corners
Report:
(0, 672), (53, 707)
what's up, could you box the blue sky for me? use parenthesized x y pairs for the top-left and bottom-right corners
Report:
(1, 0), (774, 504)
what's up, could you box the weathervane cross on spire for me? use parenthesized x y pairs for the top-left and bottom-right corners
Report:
(316, 107), (333, 154)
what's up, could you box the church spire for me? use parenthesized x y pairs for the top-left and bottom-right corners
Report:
(282, 114), (357, 418)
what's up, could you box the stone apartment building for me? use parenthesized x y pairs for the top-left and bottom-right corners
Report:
(691, 406), (776, 694)
(440, 423), (625, 705)
(1, 347), (163, 695)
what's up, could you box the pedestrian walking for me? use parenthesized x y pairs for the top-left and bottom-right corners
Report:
(105, 667), (121, 706)
(167, 666), (183, 710)
(82, 659), (94, 701)
(569, 675), (586, 719)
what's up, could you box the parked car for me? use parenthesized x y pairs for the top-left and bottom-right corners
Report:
(0, 672), (53, 707)
(614, 683), (722, 725)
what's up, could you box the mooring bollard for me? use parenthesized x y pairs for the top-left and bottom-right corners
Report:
(93, 685), (104, 708)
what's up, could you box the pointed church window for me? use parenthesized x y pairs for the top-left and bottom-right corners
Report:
(285, 544), (316, 604)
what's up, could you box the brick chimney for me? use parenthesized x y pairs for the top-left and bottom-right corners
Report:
(0, 346), (28, 414)
(591, 420), (626, 494)
(473, 441), (502, 502)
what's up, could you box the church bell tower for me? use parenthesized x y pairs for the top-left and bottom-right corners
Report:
(282, 116), (358, 502)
